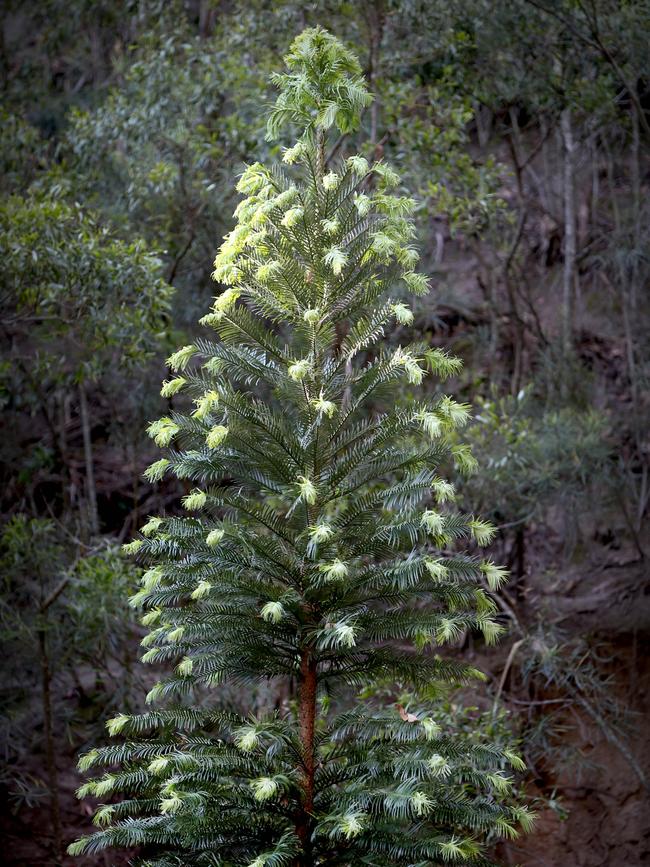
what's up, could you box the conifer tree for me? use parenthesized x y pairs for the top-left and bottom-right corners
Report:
(71, 27), (532, 866)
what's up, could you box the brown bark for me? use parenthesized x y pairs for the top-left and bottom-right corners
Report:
(315, 129), (326, 185)
(296, 648), (317, 866)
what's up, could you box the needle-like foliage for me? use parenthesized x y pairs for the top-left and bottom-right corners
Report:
(71, 27), (531, 867)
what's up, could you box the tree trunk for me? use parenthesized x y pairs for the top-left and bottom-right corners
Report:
(79, 383), (99, 534)
(560, 108), (576, 358)
(296, 648), (317, 866)
(315, 125), (327, 187)
(38, 622), (62, 861)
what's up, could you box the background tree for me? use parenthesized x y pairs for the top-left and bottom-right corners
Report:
(0, 191), (173, 532)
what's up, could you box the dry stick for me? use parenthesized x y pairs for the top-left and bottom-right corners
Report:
(492, 638), (525, 717)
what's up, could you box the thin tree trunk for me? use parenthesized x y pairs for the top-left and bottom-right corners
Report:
(296, 648), (317, 866)
(79, 383), (99, 534)
(560, 108), (576, 357)
(38, 621), (62, 861)
(128, 438), (139, 538)
(365, 0), (385, 148)
(623, 107), (647, 534)
(504, 113), (531, 393)
(58, 393), (71, 510)
(37, 576), (68, 862)
(629, 108), (647, 532)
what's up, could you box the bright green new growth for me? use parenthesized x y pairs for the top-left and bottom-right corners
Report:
(71, 27), (531, 865)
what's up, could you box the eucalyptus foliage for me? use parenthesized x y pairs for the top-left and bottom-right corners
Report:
(72, 28), (531, 866)
(0, 194), (172, 384)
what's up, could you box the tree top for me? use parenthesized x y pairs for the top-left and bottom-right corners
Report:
(267, 26), (373, 140)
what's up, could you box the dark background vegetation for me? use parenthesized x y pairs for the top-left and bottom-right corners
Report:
(1, 1), (649, 864)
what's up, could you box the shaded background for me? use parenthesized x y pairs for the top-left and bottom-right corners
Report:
(1, 1), (649, 864)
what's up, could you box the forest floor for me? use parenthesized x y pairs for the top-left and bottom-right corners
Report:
(500, 641), (650, 866)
